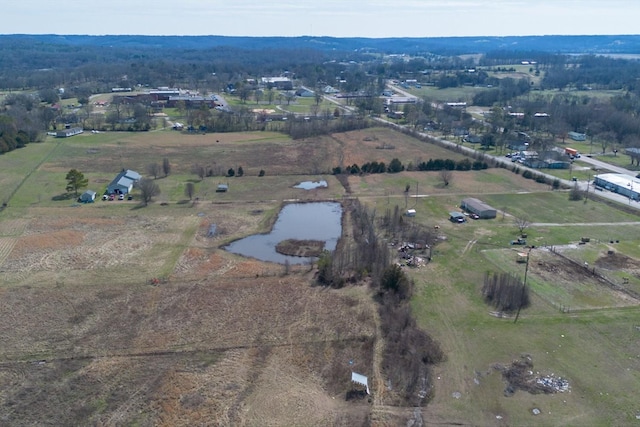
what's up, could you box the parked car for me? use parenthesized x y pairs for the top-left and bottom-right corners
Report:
(470, 213), (480, 220)
(109, 194), (115, 201)
(102, 195), (109, 201)
(118, 194), (125, 200)
(127, 195), (133, 200)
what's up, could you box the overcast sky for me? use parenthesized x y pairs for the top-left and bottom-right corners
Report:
(3, 0), (639, 38)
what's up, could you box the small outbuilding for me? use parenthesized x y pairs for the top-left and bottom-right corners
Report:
(216, 184), (229, 193)
(351, 372), (370, 395)
(449, 212), (466, 223)
(406, 209), (416, 217)
(460, 198), (497, 219)
(79, 190), (96, 203)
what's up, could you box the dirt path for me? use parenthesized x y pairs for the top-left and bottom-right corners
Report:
(462, 239), (477, 255)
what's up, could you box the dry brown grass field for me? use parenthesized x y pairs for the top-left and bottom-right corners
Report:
(0, 200), (378, 426)
(1, 126), (639, 425)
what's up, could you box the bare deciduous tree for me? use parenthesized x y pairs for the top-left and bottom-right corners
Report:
(513, 215), (530, 234)
(162, 157), (171, 177)
(184, 182), (195, 200)
(439, 169), (453, 186)
(191, 164), (206, 181)
(568, 182), (584, 201)
(137, 178), (161, 206)
(147, 163), (161, 179)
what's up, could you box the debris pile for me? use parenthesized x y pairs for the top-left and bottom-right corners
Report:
(496, 355), (570, 396)
(536, 374), (570, 393)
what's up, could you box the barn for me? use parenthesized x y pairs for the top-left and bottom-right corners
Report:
(460, 197), (497, 219)
(107, 169), (141, 195)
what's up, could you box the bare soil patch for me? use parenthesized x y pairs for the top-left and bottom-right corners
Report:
(527, 247), (640, 308)
(11, 229), (85, 256)
(595, 250), (640, 271)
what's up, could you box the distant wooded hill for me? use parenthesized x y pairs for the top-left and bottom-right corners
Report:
(3, 34), (640, 55)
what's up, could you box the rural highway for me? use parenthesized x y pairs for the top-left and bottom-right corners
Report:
(372, 115), (640, 211)
(380, 82), (640, 211)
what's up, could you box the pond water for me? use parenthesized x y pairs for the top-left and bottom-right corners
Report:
(224, 202), (342, 264)
(294, 180), (328, 190)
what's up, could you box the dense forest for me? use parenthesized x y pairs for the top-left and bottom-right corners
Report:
(2, 34), (640, 155)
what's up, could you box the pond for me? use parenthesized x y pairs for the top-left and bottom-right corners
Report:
(294, 180), (328, 190)
(224, 202), (342, 264)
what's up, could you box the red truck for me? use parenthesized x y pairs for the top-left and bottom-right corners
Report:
(565, 147), (579, 157)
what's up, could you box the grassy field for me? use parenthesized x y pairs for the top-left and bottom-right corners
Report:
(0, 126), (639, 425)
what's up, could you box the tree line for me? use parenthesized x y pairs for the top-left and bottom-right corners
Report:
(316, 199), (444, 405)
(333, 157), (489, 175)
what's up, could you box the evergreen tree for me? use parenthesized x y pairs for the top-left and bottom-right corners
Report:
(65, 169), (88, 197)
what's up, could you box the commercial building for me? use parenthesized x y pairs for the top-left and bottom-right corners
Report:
(593, 173), (640, 200)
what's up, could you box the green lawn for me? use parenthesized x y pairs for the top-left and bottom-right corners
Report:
(407, 197), (640, 425)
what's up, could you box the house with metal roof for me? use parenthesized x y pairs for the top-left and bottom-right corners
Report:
(568, 131), (586, 141)
(55, 127), (84, 138)
(107, 169), (140, 195)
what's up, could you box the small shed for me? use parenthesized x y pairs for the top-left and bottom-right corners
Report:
(449, 212), (466, 223)
(406, 209), (416, 217)
(79, 190), (96, 203)
(216, 184), (229, 193)
(461, 198), (497, 219)
(351, 372), (370, 395)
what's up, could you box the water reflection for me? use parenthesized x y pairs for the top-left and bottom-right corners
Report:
(294, 180), (328, 190)
(224, 202), (342, 264)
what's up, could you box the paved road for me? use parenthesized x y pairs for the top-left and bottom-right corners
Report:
(372, 114), (640, 211)
(577, 154), (636, 176)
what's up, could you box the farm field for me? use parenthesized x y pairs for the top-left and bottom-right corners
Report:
(0, 126), (639, 425)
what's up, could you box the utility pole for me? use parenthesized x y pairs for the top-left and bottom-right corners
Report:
(514, 246), (533, 324)
(584, 175), (590, 204)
